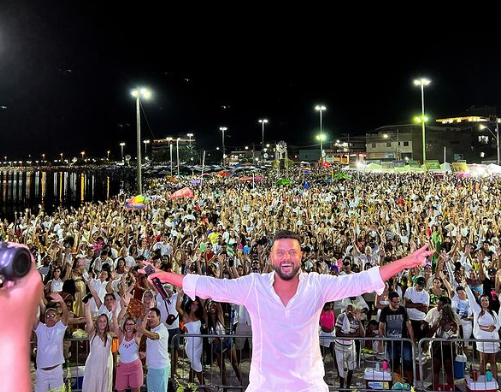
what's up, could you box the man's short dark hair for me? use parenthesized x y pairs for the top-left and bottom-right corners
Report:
(272, 230), (301, 245)
(388, 291), (400, 301)
(149, 307), (161, 318)
(438, 296), (451, 305)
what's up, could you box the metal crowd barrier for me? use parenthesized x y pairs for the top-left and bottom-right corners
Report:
(417, 337), (501, 392)
(30, 335), (501, 392)
(174, 334), (416, 392)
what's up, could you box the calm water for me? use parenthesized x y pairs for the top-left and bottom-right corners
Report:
(0, 169), (136, 220)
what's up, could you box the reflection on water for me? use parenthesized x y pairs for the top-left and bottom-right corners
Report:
(0, 169), (131, 220)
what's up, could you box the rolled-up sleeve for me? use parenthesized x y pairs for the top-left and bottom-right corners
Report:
(183, 273), (253, 305)
(319, 267), (385, 303)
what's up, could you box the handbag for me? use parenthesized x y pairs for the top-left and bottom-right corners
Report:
(163, 296), (179, 325)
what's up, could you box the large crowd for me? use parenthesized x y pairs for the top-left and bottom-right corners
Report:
(5, 168), (501, 391)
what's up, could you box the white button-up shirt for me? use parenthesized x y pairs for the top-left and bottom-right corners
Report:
(184, 267), (385, 392)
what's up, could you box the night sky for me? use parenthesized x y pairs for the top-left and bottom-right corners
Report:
(1, 3), (500, 161)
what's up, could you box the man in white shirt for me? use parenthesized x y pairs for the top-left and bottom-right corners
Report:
(33, 293), (69, 392)
(138, 308), (171, 392)
(404, 276), (430, 343)
(155, 285), (180, 376)
(145, 230), (432, 392)
(153, 234), (173, 257)
(335, 304), (364, 389)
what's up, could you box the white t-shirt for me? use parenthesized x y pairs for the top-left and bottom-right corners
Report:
(423, 307), (440, 328)
(50, 278), (64, 293)
(146, 323), (170, 369)
(156, 292), (179, 330)
(35, 321), (67, 368)
(124, 255), (136, 268)
(404, 287), (430, 321)
(153, 242), (173, 257)
(90, 279), (109, 314)
(98, 303), (121, 323)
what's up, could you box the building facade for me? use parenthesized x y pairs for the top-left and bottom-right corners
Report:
(366, 116), (498, 164)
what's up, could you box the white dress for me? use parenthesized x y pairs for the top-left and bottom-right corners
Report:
(82, 333), (113, 392)
(184, 320), (203, 372)
(476, 312), (500, 353)
(466, 285), (500, 353)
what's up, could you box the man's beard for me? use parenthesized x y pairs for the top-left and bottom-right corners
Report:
(272, 263), (301, 281)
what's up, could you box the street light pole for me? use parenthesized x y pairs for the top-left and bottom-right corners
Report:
(176, 138), (180, 177)
(258, 119), (268, 147)
(143, 140), (150, 159)
(220, 127), (227, 165)
(131, 88), (152, 194)
(135, 94), (142, 193)
(315, 105), (326, 163)
(414, 78), (431, 167)
(120, 142), (125, 163)
(496, 118), (500, 166)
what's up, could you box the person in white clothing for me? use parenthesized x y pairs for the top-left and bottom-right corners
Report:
(44, 266), (65, 295)
(152, 234), (173, 257)
(451, 286), (473, 341)
(145, 230), (432, 392)
(137, 308), (171, 392)
(155, 284), (180, 376)
(335, 304), (364, 389)
(234, 304), (252, 352)
(86, 276), (120, 322)
(87, 270), (111, 315)
(33, 292), (69, 392)
(463, 279), (500, 379)
(404, 276), (430, 343)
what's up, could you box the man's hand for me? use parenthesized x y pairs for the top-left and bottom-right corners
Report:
(400, 245), (434, 269)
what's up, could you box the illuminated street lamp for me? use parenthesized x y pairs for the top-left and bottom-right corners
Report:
(176, 137), (180, 177)
(315, 133), (327, 163)
(315, 105), (327, 162)
(220, 127), (227, 164)
(166, 137), (173, 175)
(119, 142), (125, 162)
(80, 151), (85, 160)
(479, 124), (500, 165)
(106, 150), (110, 160)
(131, 87), (152, 194)
(143, 140), (150, 159)
(187, 133), (194, 146)
(258, 119), (268, 147)
(413, 78), (431, 166)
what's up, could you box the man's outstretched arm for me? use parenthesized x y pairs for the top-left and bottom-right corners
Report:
(379, 245), (433, 281)
(144, 268), (252, 305)
(320, 245), (433, 303)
